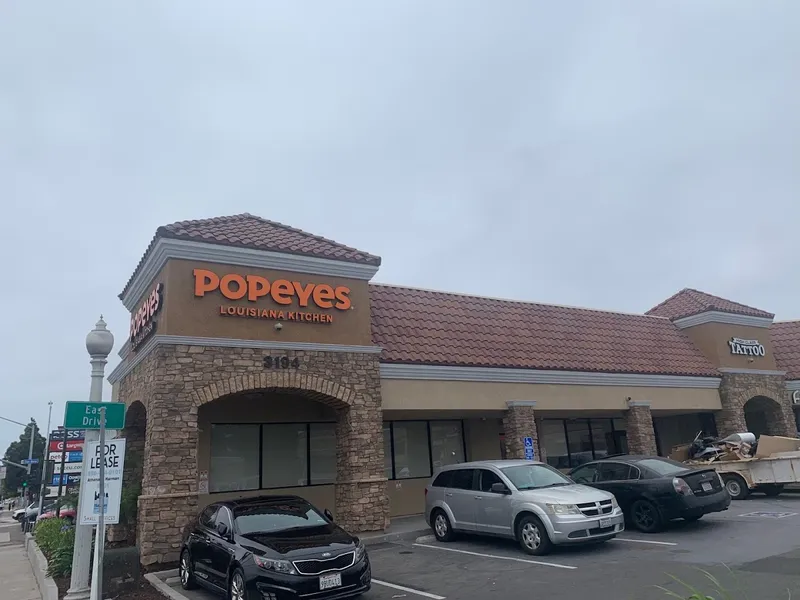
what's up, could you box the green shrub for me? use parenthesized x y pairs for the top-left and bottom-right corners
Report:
(33, 518), (74, 578)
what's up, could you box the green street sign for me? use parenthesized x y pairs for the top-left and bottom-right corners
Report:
(64, 402), (126, 430)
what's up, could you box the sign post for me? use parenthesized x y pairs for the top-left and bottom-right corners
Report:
(89, 408), (106, 600)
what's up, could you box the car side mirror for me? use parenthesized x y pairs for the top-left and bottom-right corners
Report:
(217, 522), (230, 538)
(324, 509), (334, 522)
(490, 482), (511, 494)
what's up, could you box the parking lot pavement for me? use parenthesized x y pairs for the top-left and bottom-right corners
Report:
(366, 494), (800, 599)
(151, 495), (800, 600)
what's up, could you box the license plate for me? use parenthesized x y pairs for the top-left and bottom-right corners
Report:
(319, 573), (342, 590)
(702, 482), (713, 492)
(598, 518), (613, 528)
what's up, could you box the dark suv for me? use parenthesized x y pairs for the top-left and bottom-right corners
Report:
(569, 455), (731, 532)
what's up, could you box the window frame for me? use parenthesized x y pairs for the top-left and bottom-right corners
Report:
(596, 461), (634, 482)
(540, 418), (625, 469)
(208, 421), (338, 494)
(384, 419), (467, 481)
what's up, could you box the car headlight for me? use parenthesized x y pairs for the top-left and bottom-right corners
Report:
(610, 496), (619, 509)
(355, 540), (367, 562)
(546, 503), (581, 515)
(253, 555), (297, 575)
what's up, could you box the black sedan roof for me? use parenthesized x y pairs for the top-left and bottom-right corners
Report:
(216, 495), (308, 509)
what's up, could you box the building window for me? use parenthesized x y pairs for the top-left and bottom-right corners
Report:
(310, 423), (337, 485)
(208, 422), (337, 493)
(430, 420), (465, 473)
(539, 418), (626, 470)
(539, 420), (570, 469)
(383, 420), (466, 480)
(209, 424), (260, 493)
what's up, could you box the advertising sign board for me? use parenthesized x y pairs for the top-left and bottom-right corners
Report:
(78, 438), (126, 526)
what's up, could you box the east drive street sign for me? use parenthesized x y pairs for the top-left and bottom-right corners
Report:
(65, 402), (125, 430)
(78, 438), (126, 526)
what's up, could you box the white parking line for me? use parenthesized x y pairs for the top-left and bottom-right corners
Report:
(613, 537), (677, 546)
(372, 578), (446, 599)
(412, 543), (576, 570)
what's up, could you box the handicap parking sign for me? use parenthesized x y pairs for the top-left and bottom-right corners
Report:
(523, 436), (535, 460)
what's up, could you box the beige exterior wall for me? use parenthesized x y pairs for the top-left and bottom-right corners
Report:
(381, 379), (722, 413)
(682, 322), (777, 370)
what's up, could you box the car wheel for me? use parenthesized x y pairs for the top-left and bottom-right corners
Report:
(229, 567), (247, 600)
(631, 500), (662, 533)
(516, 514), (552, 556)
(722, 474), (750, 500)
(760, 484), (784, 497)
(431, 509), (455, 542)
(179, 550), (197, 590)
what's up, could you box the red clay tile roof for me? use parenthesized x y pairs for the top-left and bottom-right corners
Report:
(646, 288), (774, 320)
(772, 321), (800, 380)
(370, 284), (720, 377)
(121, 214), (380, 299)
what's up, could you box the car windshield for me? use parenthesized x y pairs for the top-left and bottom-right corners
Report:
(234, 502), (330, 535)
(500, 464), (573, 490)
(637, 458), (690, 477)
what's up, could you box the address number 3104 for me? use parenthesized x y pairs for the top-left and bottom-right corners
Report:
(263, 356), (300, 369)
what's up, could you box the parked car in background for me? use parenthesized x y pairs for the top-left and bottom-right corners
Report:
(424, 460), (625, 556)
(13, 502), (36, 521)
(569, 455), (731, 533)
(37, 504), (76, 524)
(179, 495), (371, 600)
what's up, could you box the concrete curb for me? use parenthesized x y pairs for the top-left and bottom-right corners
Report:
(145, 572), (189, 600)
(362, 527), (430, 546)
(24, 533), (59, 600)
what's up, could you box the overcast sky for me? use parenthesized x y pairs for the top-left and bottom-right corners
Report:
(1, 1), (799, 453)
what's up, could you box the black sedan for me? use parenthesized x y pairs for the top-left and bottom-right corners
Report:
(569, 455), (731, 533)
(179, 495), (371, 600)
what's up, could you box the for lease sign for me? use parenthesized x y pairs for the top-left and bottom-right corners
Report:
(78, 439), (126, 526)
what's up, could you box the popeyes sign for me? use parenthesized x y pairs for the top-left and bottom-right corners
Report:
(193, 268), (351, 324)
(130, 283), (163, 351)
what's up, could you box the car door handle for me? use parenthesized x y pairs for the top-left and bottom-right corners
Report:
(474, 496), (482, 500)
(445, 493), (453, 497)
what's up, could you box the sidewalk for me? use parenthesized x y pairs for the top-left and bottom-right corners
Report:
(0, 514), (40, 600)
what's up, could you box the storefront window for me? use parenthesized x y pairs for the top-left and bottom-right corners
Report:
(210, 424), (260, 493)
(392, 422), (431, 479)
(566, 420), (593, 467)
(309, 423), (336, 484)
(590, 419), (613, 459)
(539, 421), (570, 469)
(383, 425), (393, 479)
(430, 421), (464, 473)
(539, 418), (624, 469)
(262, 424), (308, 488)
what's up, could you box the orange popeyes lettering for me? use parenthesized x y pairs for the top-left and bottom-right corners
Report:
(193, 268), (351, 310)
(220, 274), (247, 300)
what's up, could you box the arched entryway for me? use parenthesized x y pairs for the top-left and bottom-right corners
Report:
(744, 395), (785, 438)
(197, 387), (344, 512)
(109, 400), (147, 545)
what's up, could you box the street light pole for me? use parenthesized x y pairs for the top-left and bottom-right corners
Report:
(36, 401), (54, 522)
(66, 317), (114, 600)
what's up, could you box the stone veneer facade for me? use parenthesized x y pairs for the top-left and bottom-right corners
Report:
(118, 343), (387, 566)
(624, 403), (659, 456)
(717, 372), (795, 438)
(502, 403), (540, 460)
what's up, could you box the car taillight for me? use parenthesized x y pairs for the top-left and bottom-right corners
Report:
(672, 477), (693, 496)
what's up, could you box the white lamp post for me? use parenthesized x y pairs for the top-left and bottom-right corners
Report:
(65, 317), (114, 600)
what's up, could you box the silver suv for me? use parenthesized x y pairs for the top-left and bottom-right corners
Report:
(424, 460), (624, 555)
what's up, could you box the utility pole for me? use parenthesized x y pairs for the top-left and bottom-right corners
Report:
(36, 401), (54, 522)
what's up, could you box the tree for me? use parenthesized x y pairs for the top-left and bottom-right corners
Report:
(2, 419), (46, 498)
